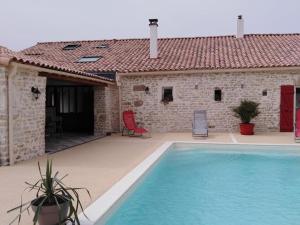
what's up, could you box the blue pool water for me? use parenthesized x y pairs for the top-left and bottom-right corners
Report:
(99, 144), (300, 225)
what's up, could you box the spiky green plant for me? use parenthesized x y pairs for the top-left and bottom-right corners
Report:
(7, 160), (91, 225)
(232, 100), (260, 123)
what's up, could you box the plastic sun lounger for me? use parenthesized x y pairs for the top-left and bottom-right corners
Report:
(295, 108), (300, 142)
(192, 110), (208, 137)
(122, 110), (148, 137)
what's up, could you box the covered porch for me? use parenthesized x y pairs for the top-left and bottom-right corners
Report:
(1, 60), (116, 166)
(45, 77), (98, 153)
(40, 72), (116, 153)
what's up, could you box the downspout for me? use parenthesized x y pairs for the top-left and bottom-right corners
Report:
(116, 73), (122, 132)
(7, 64), (17, 165)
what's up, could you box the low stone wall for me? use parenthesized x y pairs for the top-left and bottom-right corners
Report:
(12, 69), (46, 162)
(0, 67), (8, 165)
(120, 71), (300, 132)
(94, 85), (120, 135)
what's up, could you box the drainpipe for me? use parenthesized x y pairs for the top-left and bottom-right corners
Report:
(116, 73), (122, 132)
(7, 64), (17, 165)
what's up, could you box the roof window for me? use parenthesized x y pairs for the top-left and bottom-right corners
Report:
(97, 44), (109, 49)
(24, 52), (44, 56)
(63, 44), (81, 50)
(76, 56), (102, 63)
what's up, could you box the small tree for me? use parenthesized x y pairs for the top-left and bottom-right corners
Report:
(232, 100), (260, 124)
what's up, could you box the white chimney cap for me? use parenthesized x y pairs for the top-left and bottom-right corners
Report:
(149, 19), (158, 26)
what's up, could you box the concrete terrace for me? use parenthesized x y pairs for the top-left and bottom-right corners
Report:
(0, 132), (298, 225)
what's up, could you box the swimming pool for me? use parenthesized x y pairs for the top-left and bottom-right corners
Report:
(88, 143), (300, 225)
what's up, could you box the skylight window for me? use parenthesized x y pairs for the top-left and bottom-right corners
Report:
(97, 44), (109, 49)
(76, 56), (102, 63)
(63, 44), (81, 50)
(24, 52), (44, 56)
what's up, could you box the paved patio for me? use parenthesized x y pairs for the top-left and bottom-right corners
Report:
(0, 132), (298, 225)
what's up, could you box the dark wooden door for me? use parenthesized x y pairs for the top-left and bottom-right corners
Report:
(280, 85), (294, 132)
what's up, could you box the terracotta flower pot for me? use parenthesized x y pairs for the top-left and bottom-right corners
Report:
(239, 123), (255, 135)
(31, 198), (69, 225)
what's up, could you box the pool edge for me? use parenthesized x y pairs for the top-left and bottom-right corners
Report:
(79, 141), (173, 225)
(79, 141), (300, 225)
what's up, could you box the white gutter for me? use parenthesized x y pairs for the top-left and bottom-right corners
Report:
(116, 73), (122, 132)
(7, 64), (17, 165)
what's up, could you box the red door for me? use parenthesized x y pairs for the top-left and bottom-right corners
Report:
(280, 85), (294, 132)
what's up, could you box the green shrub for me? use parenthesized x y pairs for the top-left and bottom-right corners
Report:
(232, 100), (260, 123)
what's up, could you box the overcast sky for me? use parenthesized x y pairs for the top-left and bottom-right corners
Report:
(1, 0), (299, 51)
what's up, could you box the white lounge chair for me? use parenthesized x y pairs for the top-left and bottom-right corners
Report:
(192, 110), (208, 137)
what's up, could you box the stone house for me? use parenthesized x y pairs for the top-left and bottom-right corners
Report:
(0, 17), (300, 165)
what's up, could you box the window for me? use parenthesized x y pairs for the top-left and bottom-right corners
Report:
(97, 43), (109, 49)
(214, 89), (222, 101)
(76, 56), (102, 63)
(296, 88), (300, 108)
(162, 87), (173, 104)
(46, 87), (92, 114)
(25, 52), (44, 56)
(46, 87), (55, 107)
(262, 90), (268, 96)
(63, 44), (81, 50)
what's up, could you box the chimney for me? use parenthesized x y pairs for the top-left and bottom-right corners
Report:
(149, 19), (158, 58)
(236, 15), (244, 38)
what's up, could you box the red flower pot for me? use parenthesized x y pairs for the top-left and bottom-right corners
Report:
(239, 123), (255, 135)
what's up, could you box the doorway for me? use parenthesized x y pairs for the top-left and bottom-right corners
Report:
(45, 79), (98, 153)
(280, 85), (294, 132)
(295, 87), (300, 139)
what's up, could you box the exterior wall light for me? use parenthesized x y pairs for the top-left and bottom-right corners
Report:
(31, 86), (41, 100)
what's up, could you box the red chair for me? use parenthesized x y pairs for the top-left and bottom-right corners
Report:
(296, 108), (300, 137)
(122, 111), (148, 136)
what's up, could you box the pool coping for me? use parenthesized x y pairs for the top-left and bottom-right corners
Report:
(79, 141), (173, 225)
(79, 141), (300, 225)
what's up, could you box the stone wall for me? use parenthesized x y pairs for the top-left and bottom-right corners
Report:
(12, 69), (46, 162)
(109, 85), (120, 132)
(94, 84), (120, 135)
(120, 71), (300, 132)
(0, 66), (8, 165)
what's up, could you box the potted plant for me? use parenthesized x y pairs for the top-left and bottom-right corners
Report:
(161, 96), (173, 105)
(232, 100), (260, 135)
(8, 160), (90, 225)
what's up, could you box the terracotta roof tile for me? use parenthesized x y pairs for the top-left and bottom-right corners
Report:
(0, 46), (14, 56)
(0, 46), (113, 83)
(21, 34), (300, 74)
